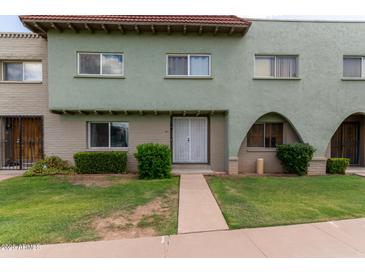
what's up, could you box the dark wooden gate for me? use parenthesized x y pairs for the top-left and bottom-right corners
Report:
(0, 116), (43, 170)
(331, 122), (360, 165)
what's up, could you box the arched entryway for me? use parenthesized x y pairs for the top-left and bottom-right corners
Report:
(330, 113), (365, 166)
(238, 112), (302, 173)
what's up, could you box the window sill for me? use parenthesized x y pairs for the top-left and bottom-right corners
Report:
(85, 147), (128, 152)
(0, 81), (43, 84)
(164, 75), (213, 80)
(341, 77), (365, 81)
(74, 75), (125, 79)
(253, 77), (301, 80)
(247, 147), (277, 152)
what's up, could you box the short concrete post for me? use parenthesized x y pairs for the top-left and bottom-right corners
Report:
(256, 158), (264, 175)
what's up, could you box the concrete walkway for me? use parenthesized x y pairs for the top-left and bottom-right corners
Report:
(0, 170), (23, 181)
(2, 218), (365, 258)
(346, 166), (365, 177)
(178, 174), (228, 234)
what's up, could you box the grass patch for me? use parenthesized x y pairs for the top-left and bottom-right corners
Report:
(0, 175), (178, 245)
(208, 175), (365, 229)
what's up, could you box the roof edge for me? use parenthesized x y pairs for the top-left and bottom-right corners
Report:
(0, 32), (41, 38)
(249, 18), (365, 23)
(19, 15), (251, 37)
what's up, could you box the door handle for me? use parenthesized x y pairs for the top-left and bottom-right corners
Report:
(187, 137), (190, 142)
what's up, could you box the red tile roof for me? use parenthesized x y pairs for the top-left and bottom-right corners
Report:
(20, 15), (251, 26)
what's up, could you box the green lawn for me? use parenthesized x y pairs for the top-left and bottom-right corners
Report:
(208, 175), (365, 229)
(0, 176), (178, 245)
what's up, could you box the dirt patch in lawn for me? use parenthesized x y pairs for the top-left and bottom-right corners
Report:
(92, 195), (175, 240)
(60, 174), (137, 187)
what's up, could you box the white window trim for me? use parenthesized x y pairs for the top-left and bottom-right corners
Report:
(2, 61), (43, 83)
(88, 121), (129, 149)
(254, 55), (299, 79)
(343, 56), (365, 78)
(77, 52), (124, 77)
(166, 54), (211, 77)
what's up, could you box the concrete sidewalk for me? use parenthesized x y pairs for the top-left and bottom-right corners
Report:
(177, 174), (228, 234)
(2, 218), (365, 258)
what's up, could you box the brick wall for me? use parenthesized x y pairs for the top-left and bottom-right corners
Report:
(228, 157), (238, 175)
(307, 157), (327, 176)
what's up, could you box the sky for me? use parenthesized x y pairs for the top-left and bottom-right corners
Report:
(0, 16), (29, 32)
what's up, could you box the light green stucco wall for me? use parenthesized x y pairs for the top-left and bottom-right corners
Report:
(48, 20), (365, 160)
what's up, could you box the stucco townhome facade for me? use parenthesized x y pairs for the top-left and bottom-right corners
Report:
(1, 15), (365, 175)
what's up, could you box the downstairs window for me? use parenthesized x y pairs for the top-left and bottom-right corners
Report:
(247, 123), (283, 148)
(88, 122), (128, 148)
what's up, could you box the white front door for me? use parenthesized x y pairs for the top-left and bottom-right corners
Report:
(172, 117), (208, 163)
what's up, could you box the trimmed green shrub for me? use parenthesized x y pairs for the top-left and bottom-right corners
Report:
(326, 158), (350, 175)
(24, 156), (74, 176)
(276, 143), (316, 175)
(73, 151), (127, 174)
(134, 143), (171, 179)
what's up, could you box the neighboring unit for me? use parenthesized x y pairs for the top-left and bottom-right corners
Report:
(1, 15), (365, 175)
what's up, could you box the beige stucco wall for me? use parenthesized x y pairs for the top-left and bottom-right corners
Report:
(238, 122), (300, 173)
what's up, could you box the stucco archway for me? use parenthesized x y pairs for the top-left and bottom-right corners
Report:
(327, 112), (365, 166)
(237, 112), (302, 173)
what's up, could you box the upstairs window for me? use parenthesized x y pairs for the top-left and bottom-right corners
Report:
(343, 56), (363, 78)
(2, 61), (42, 82)
(255, 55), (298, 78)
(247, 123), (283, 148)
(167, 54), (211, 76)
(78, 53), (124, 76)
(88, 122), (128, 148)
